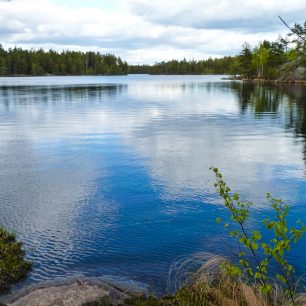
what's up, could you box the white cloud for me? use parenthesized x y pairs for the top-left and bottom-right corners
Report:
(0, 0), (305, 63)
(125, 0), (306, 30)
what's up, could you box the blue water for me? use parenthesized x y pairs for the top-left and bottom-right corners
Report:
(0, 75), (305, 293)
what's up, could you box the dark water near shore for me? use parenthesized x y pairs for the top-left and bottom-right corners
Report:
(0, 75), (305, 293)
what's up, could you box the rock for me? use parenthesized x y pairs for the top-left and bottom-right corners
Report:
(278, 57), (306, 82)
(221, 75), (243, 80)
(3, 277), (147, 306)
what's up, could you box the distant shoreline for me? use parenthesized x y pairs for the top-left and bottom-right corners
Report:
(0, 74), (129, 77)
(222, 75), (306, 85)
(1, 74), (305, 85)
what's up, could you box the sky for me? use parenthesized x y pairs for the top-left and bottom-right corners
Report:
(0, 0), (305, 64)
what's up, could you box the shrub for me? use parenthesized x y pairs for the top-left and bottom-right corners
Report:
(211, 167), (306, 305)
(0, 227), (32, 293)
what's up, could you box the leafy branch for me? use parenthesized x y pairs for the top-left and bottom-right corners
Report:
(211, 167), (306, 305)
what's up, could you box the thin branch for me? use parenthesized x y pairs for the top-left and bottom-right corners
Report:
(278, 16), (306, 43)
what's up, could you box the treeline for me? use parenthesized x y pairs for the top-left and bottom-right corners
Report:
(236, 20), (306, 79)
(129, 20), (306, 79)
(128, 42), (291, 77)
(129, 57), (238, 75)
(0, 46), (128, 76)
(1, 20), (305, 78)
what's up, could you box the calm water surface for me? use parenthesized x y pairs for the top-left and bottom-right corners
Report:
(0, 75), (305, 293)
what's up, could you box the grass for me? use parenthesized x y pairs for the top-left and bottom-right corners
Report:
(85, 254), (306, 305)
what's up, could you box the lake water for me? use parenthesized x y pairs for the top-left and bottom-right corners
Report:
(0, 75), (305, 294)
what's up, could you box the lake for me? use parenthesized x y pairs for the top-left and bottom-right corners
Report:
(0, 75), (305, 294)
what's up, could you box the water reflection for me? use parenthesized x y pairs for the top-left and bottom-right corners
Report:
(0, 76), (305, 294)
(0, 85), (127, 108)
(122, 81), (305, 205)
(230, 82), (306, 162)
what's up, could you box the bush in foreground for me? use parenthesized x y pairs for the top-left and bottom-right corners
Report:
(0, 227), (31, 293)
(211, 167), (306, 305)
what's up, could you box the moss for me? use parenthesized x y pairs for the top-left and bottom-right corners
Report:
(0, 227), (32, 293)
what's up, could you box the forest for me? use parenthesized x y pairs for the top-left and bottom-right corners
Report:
(0, 20), (305, 78)
(0, 47), (129, 76)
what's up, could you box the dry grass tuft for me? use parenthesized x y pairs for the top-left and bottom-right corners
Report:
(165, 253), (306, 306)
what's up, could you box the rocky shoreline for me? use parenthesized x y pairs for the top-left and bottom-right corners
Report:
(222, 76), (306, 85)
(222, 58), (306, 85)
(1, 277), (149, 306)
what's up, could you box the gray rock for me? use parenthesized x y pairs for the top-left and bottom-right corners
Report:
(3, 277), (148, 306)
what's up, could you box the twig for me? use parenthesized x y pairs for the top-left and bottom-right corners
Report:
(278, 16), (306, 43)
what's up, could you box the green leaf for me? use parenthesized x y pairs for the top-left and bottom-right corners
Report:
(252, 230), (262, 241)
(251, 242), (258, 251)
(276, 274), (286, 284)
(260, 284), (272, 294)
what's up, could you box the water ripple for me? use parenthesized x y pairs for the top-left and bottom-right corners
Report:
(0, 76), (305, 294)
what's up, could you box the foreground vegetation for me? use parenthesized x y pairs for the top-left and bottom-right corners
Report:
(0, 227), (31, 293)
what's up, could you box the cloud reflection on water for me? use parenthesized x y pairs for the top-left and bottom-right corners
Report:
(0, 76), (305, 288)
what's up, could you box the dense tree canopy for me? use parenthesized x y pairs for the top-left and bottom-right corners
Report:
(0, 46), (128, 76)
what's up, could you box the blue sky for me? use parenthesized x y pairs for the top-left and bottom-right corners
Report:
(52, 0), (118, 10)
(0, 0), (305, 64)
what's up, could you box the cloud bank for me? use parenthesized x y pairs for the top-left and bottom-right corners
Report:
(0, 0), (305, 63)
